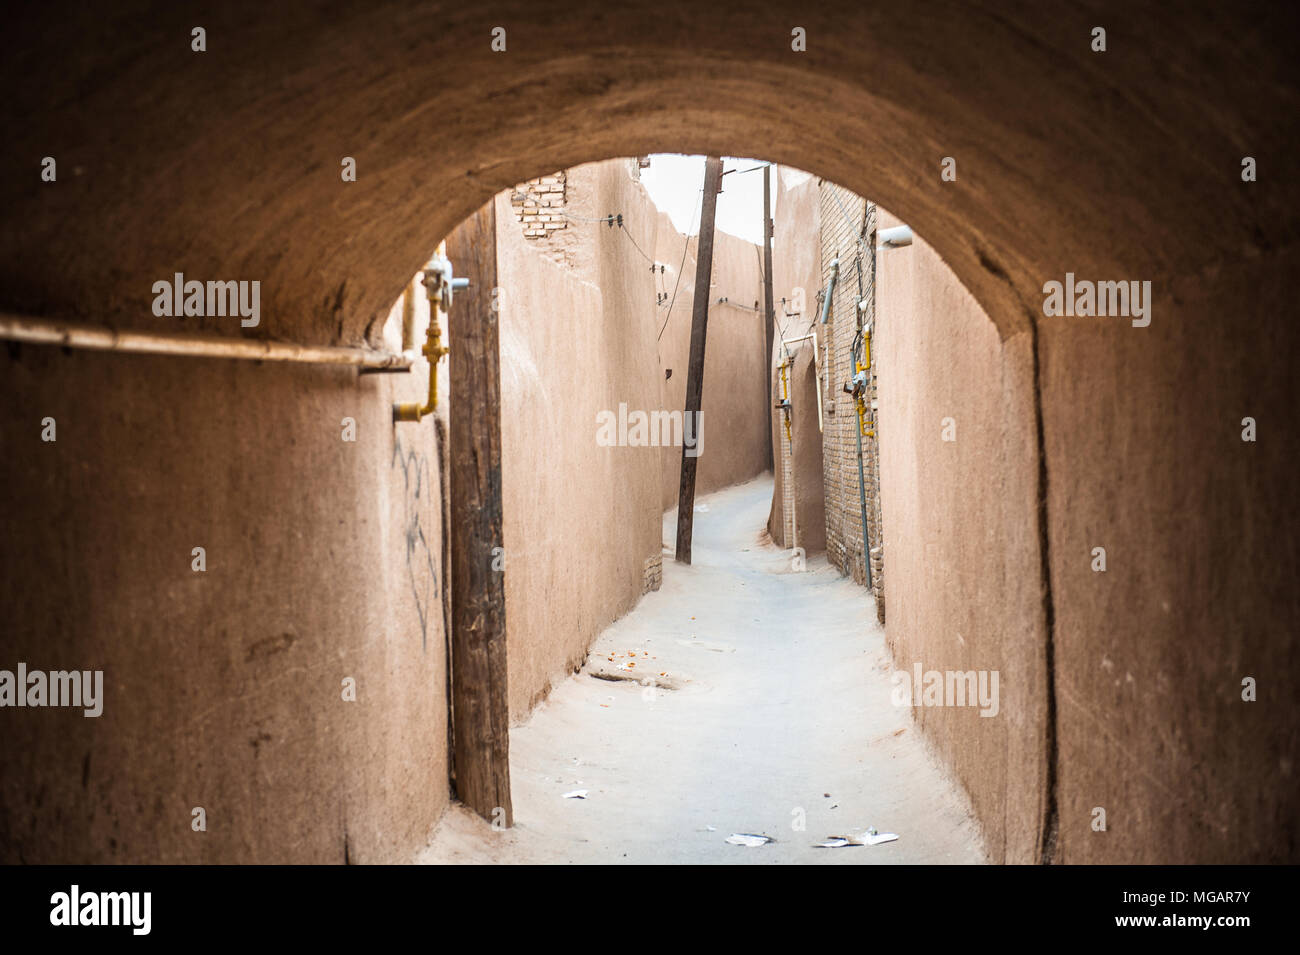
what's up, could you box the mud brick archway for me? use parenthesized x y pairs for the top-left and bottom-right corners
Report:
(0, 1), (1296, 864)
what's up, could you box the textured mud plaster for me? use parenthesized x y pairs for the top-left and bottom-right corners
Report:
(6, 2), (1294, 352)
(875, 210), (1047, 865)
(766, 168), (826, 550)
(0, 348), (448, 864)
(0, 0), (1296, 864)
(496, 159), (771, 718)
(495, 162), (662, 719)
(654, 209), (771, 511)
(1041, 246), (1300, 864)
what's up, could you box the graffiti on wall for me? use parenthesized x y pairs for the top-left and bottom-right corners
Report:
(392, 434), (438, 652)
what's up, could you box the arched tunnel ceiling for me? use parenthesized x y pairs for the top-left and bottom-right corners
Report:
(1, 1), (1295, 346)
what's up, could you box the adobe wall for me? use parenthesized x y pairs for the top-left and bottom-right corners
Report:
(0, 347), (448, 863)
(494, 158), (773, 716)
(874, 211), (1046, 863)
(1039, 245), (1300, 864)
(873, 211), (1299, 864)
(654, 204), (771, 513)
(767, 168), (826, 552)
(499, 158), (772, 525)
(0, 155), (775, 862)
(495, 161), (664, 717)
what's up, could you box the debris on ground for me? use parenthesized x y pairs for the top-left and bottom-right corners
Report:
(725, 833), (773, 847)
(814, 837), (858, 848)
(813, 828), (900, 847)
(561, 790), (588, 799)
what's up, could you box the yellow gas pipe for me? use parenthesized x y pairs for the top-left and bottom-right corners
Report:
(778, 359), (792, 443)
(856, 329), (875, 438)
(393, 249), (461, 423)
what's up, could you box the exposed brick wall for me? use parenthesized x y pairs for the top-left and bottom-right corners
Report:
(510, 171), (574, 268)
(817, 182), (885, 621)
(642, 554), (663, 594)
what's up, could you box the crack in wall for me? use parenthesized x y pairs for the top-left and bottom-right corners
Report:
(1028, 310), (1060, 865)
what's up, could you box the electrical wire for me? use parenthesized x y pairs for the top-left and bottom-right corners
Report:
(721, 162), (772, 177)
(618, 222), (657, 267)
(558, 209), (675, 308)
(656, 187), (703, 341)
(828, 185), (871, 255)
(559, 211), (618, 224)
(716, 299), (760, 312)
(556, 168), (759, 341)
(556, 209), (662, 269)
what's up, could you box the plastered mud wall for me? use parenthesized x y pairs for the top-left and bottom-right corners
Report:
(768, 342), (826, 553)
(874, 211), (1045, 864)
(495, 162), (663, 718)
(0, 347), (448, 863)
(875, 213), (1299, 863)
(767, 169), (826, 551)
(497, 158), (772, 714)
(1038, 246), (1300, 864)
(654, 206), (771, 513)
(0, 156), (772, 862)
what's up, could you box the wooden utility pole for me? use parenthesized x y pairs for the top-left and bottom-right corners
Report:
(674, 156), (724, 565)
(447, 200), (512, 826)
(762, 164), (776, 470)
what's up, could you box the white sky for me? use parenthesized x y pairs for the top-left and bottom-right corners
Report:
(639, 154), (771, 245)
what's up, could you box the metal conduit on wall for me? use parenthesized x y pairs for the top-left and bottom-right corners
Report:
(0, 313), (412, 370)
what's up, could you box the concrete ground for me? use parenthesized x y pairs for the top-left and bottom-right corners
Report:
(418, 475), (985, 864)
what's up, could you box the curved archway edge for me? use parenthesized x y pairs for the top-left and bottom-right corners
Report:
(0, 1), (1296, 866)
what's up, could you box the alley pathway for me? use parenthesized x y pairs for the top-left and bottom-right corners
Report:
(419, 475), (985, 864)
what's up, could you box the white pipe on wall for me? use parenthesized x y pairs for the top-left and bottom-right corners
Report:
(876, 224), (913, 249)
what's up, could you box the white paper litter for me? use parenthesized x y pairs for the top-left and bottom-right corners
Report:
(814, 830), (899, 847)
(561, 790), (588, 799)
(725, 833), (772, 847)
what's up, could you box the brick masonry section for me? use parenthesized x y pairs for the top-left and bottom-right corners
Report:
(510, 171), (574, 268)
(817, 182), (885, 622)
(642, 555), (663, 594)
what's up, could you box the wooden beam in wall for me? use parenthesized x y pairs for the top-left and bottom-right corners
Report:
(762, 163), (776, 471)
(447, 199), (513, 826)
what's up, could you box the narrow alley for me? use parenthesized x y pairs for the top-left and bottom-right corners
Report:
(421, 476), (983, 864)
(2, 3), (1296, 905)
